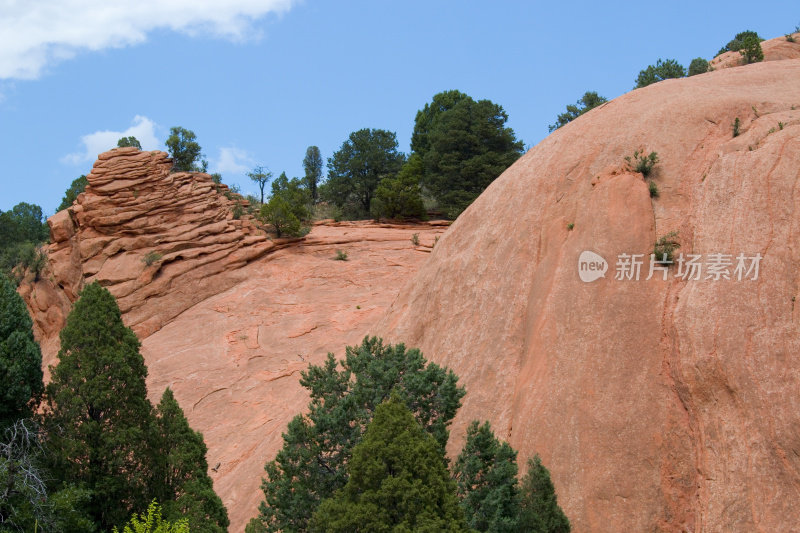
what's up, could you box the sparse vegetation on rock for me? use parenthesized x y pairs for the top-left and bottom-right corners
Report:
(625, 150), (659, 177)
(634, 59), (686, 88)
(688, 57), (709, 76)
(549, 91), (608, 132)
(653, 231), (680, 263)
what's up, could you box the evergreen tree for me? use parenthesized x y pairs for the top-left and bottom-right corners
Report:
(634, 59), (686, 88)
(412, 91), (524, 218)
(166, 127), (207, 172)
(303, 146), (323, 204)
(154, 388), (229, 533)
(716, 30), (763, 56)
(0, 276), (43, 429)
(370, 153), (426, 220)
(309, 397), (470, 533)
(739, 34), (764, 64)
(41, 282), (156, 530)
(252, 337), (465, 532)
(688, 58), (709, 77)
(517, 456), (570, 533)
(454, 421), (520, 533)
(117, 136), (143, 150)
(548, 91), (608, 132)
(248, 166), (273, 205)
(57, 174), (88, 212)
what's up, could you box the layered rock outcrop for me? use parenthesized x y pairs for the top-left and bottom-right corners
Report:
(379, 53), (800, 531)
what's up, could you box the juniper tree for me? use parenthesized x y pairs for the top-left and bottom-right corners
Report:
(154, 388), (229, 533)
(41, 282), (156, 530)
(0, 276), (43, 429)
(518, 455), (571, 533)
(454, 421), (520, 532)
(309, 397), (470, 533)
(251, 337), (465, 532)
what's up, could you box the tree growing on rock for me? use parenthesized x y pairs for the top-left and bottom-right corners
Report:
(166, 127), (207, 173)
(688, 58), (709, 76)
(248, 166), (273, 204)
(716, 30), (764, 57)
(250, 337), (465, 532)
(309, 397), (470, 532)
(549, 91), (608, 132)
(303, 146), (323, 204)
(57, 174), (88, 212)
(518, 456), (571, 533)
(259, 172), (310, 237)
(634, 59), (686, 88)
(370, 153), (426, 220)
(117, 136), (142, 150)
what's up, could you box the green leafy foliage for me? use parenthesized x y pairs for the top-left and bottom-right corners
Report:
(716, 30), (763, 56)
(739, 33), (764, 64)
(634, 59), (686, 88)
(0, 277), (43, 428)
(57, 174), (88, 212)
(41, 282), (156, 530)
(733, 117), (741, 137)
(648, 180), (659, 198)
(117, 136), (143, 150)
(259, 172), (310, 237)
(370, 153), (426, 220)
(688, 58), (709, 76)
(303, 146), (324, 204)
(166, 127), (207, 173)
(252, 337), (465, 532)
(413, 90), (524, 218)
(334, 249), (348, 261)
(143, 251), (163, 266)
(0, 203), (51, 281)
(248, 166), (273, 204)
(653, 232), (680, 263)
(548, 91), (608, 132)
(309, 397), (470, 532)
(454, 421), (520, 533)
(154, 389), (229, 533)
(113, 500), (190, 533)
(322, 128), (405, 218)
(625, 150), (659, 177)
(517, 456), (571, 533)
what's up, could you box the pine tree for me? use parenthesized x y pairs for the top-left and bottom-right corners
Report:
(0, 276), (43, 429)
(253, 337), (465, 532)
(309, 397), (470, 532)
(454, 421), (520, 532)
(41, 282), (156, 530)
(154, 388), (229, 533)
(517, 456), (571, 533)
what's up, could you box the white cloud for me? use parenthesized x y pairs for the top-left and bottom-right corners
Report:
(213, 147), (255, 175)
(62, 115), (160, 164)
(0, 0), (297, 80)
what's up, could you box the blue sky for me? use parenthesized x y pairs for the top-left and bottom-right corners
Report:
(0, 0), (797, 213)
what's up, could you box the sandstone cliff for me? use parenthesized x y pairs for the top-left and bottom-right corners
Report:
(378, 43), (800, 531)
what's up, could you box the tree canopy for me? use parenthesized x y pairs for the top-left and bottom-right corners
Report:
(518, 456), (571, 533)
(250, 337), (465, 532)
(303, 146), (323, 204)
(370, 153), (426, 220)
(716, 30), (764, 56)
(259, 172), (310, 238)
(248, 166), (273, 204)
(548, 91), (608, 132)
(309, 397), (470, 533)
(0, 277), (43, 429)
(57, 174), (88, 212)
(322, 129), (405, 218)
(634, 59), (686, 88)
(166, 127), (207, 173)
(412, 90), (524, 218)
(117, 136), (142, 150)
(688, 58), (709, 76)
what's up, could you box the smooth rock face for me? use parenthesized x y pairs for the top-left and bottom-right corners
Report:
(378, 57), (800, 531)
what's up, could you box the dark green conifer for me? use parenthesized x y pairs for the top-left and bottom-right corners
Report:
(517, 455), (571, 533)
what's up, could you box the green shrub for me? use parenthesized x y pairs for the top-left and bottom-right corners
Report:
(549, 91), (608, 131)
(653, 232), (680, 263)
(232, 203), (243, 220)
(411, 233), (420, 246)
(716, 30), (763, 56)
(113, 500), (189, 533)
(567, 223), (574, 231)
(625, 150), (659, 177)
(648, 181), (659, 198)
(634, 59), (686, 88)
(740, 34), (764, 64)
(733, 117), (741, 137)
(688, 58), (709, 76)
(335, 249), (348, 261)
(142, 251), (163, 266)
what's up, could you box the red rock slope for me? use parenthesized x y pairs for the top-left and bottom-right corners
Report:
(378, 57), (800, 531)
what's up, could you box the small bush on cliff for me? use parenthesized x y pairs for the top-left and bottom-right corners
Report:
(733, 117), (741, 137)
(653, 231), (680, 263)
(143, 251), (163, 266)
(739, 33), (764, 64)
(625, 150), (659, 177)
(716, 30), (763, 57)
(57, 174), (88, 212)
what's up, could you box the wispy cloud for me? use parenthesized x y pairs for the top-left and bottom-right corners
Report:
(0, 0), (297, 80)
(213, 147), (255, 175)
(62, 115), (160, 165)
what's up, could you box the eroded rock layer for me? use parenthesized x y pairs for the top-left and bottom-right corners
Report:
(378, 56), (800, 531)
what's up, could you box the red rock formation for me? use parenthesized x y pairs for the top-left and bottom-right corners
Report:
(378, 57), (800, 531)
